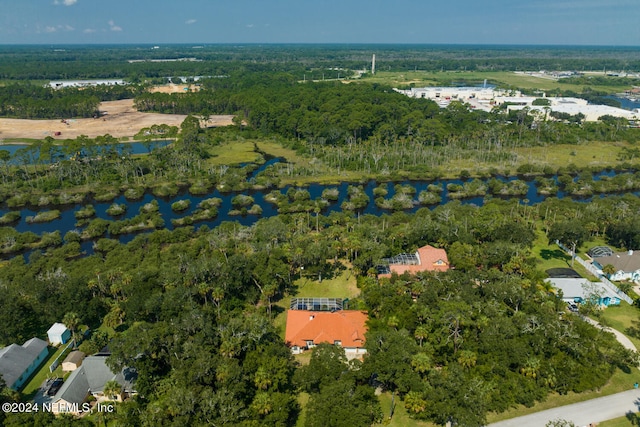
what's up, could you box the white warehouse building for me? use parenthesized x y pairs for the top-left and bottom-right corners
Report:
(396, 86), (639, 121)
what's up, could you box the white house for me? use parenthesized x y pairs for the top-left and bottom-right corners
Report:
(592, 250), (640, 283)
(545, 278), (621, 307)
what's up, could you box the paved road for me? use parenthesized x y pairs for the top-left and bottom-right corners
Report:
(488, 389), (640, 427)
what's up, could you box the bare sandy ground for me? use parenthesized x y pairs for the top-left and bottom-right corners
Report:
(0, 98), (233, 140)
(148, 83), (201, 94)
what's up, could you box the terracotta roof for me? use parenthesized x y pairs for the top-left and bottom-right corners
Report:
(381, 245), (449, 277)
(285, 310), (368, 349)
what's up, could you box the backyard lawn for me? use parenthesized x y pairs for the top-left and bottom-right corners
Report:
(273, 266), (361, 339)
(20, 344), (70, 400)
(532, 229), (599, 280)
(378, 392), (434, 427)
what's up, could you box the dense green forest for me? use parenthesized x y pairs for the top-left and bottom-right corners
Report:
(1, 44), (640, 80)
(0, 83), (142, 119)
(2, 195), (640, 426)
(2, 45), (640, 427)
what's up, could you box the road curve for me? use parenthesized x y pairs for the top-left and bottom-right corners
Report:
(488, 389), (640, 427)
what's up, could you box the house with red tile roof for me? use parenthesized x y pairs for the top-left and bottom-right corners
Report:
(378, 244), (449, 278)
(285, 310), (368, 360)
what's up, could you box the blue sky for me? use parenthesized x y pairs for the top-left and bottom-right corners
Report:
(0, 0), (638, 45)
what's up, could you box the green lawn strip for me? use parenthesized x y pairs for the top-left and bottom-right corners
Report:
(532, 229), (601, 281)
(20, 344), (70, 399)
(487, 367), (640, 423)
(532, 229), (573, 272)
(295, 392), (310, 427)
(599, 413), (640, 427)
(378, 391), (434, 427)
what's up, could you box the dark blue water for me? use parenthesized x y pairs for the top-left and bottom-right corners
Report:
(2, 169), (639, 259)
(607, 96), (640, 111)
(0, 140), (172, 163)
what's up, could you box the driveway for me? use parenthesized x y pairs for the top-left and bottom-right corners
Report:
(582, 316), (637, 352)
(488, 389), (640, 427)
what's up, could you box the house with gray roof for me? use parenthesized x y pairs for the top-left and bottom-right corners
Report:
(592, 250), (640, 282)
(50, 355), (137, 415)
(545, 278), (621, 307)
(0, 337), (48, 390)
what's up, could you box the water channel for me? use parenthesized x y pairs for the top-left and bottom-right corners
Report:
(2, 156), (639, 260)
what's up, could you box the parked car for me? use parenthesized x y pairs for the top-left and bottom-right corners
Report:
(46, 378), (63, 396)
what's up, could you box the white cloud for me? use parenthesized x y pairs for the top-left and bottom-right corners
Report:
(246, 24), (254, 28)
(185, 19), (197, 25)
(42, 24), (74, 33)
(108, 20), (122, 32)
(83, 28), (96, 33)
(53, 0), (78, 6)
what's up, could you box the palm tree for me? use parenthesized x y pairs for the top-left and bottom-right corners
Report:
(602, 264), (616, 278)
(410, 353), (432, 374)
(404, 391), (428, 414)
(102, 380), (121, 401)
(457, 350), (477, 370)
(251, 392), (272, 416)
(63, 312), (81, 349)
(414, 325), (429, 347)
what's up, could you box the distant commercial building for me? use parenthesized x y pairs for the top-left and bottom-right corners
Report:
(507, 102), (639, 122)
(396, 86), (640, 121)
(395, 86), (513, 107)
(48, 79), (126, 89)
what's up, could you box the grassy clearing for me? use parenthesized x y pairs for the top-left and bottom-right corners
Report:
(378, 392), (434, 427)
(361, 71), (634, 93)
(293, 268), (360, 299)
(531, 229), (600, 280)
(487, 366), (640, 423)
(273, 267), (360, 339)
(205, 140), (262, 166)
(257, 140), (370, 186)
(513, 141), (628, 170)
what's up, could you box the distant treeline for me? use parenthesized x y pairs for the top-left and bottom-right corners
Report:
(1, 44), (640, 80)
(134, 73), (640, 150)
(0, 83), (142, 119)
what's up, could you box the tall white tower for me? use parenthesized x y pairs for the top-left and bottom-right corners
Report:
(372, 54), (376, 75)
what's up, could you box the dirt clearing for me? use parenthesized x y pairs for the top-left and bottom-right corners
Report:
(0, 99), (234, 140)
